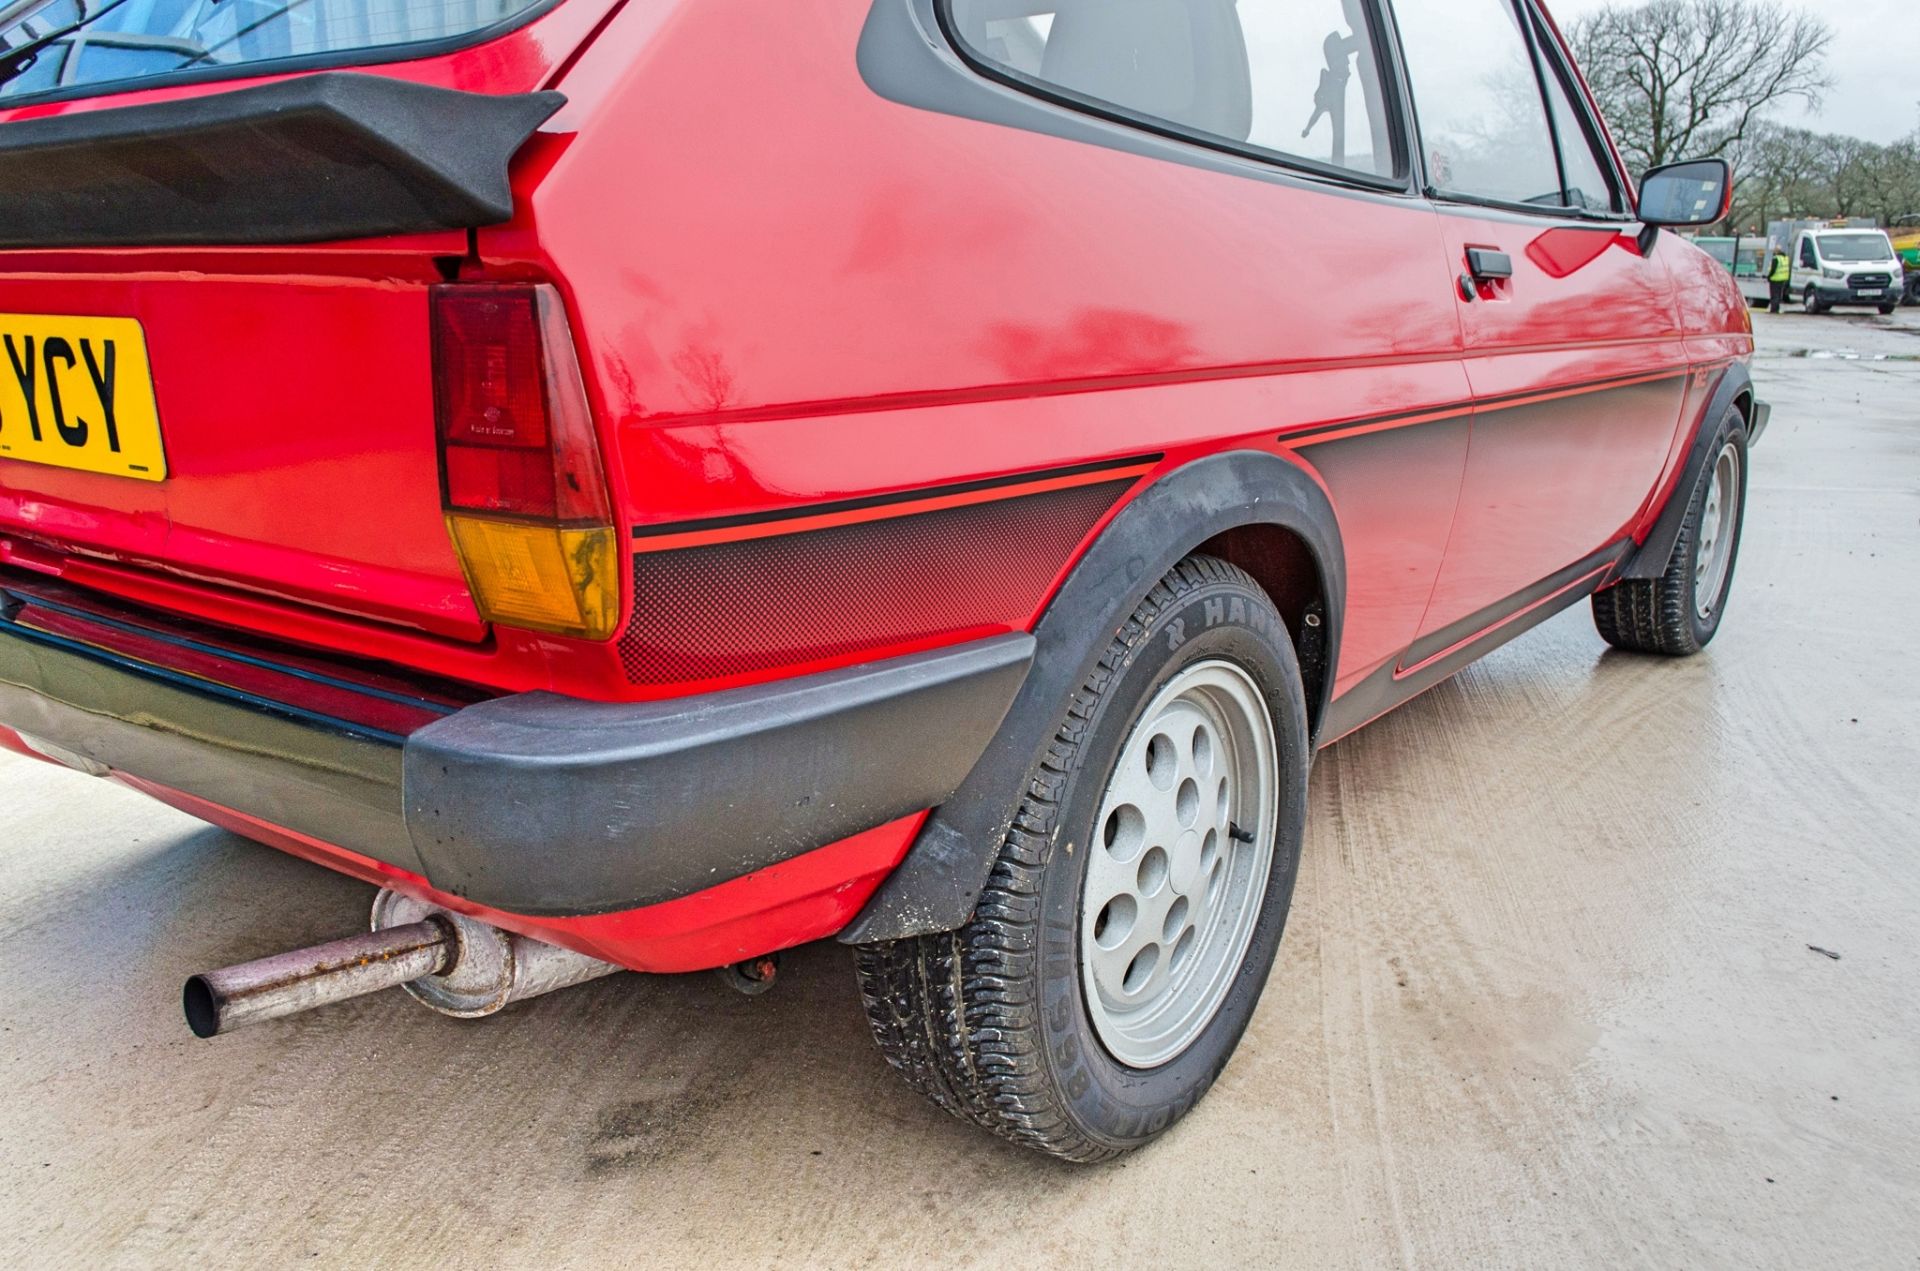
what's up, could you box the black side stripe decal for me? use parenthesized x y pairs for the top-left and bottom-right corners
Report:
(1283, 365), (1697, 446)
(630, 453), (1160, 540)
(628, 362), (1709, 541)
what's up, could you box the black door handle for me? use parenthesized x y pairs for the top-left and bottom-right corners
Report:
(1466, 248), (1514, 281)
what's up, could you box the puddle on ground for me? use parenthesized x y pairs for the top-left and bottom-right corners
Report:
(1783, 349), (1920, 362)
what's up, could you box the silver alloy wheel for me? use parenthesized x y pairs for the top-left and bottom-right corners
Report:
(1693, 440), (1741, 621)
(1080, 660), (1279, 1069)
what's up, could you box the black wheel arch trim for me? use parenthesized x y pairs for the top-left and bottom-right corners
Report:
(1620, 361), (1756, 582)
(840, 449), (1346, 944)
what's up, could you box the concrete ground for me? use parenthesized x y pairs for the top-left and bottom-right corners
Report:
(3, 311), (1917, 1269)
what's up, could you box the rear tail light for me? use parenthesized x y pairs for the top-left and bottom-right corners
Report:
(432, 284), (620, 641)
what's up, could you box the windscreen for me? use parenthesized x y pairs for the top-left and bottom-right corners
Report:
(0, 0), (544, 100)
(1815, 233), (1896, 263)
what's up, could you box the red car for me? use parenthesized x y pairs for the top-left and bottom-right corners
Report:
(0, 0), (1759, 1159)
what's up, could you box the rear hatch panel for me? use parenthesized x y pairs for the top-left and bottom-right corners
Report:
(0, 0), (632, 671)
(0, 269), (483, 639)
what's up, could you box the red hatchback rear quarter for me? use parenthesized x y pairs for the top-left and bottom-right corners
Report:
(0, 0), (1760, 1159)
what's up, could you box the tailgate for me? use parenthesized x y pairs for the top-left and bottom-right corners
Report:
(0, 0), (628, 646)
(0, 270), (481, 640)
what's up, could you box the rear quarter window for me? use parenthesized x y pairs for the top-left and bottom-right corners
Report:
(941, 0), (1401, 182)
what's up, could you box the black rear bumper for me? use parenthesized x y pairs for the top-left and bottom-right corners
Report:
(0, 583), (1031, 916)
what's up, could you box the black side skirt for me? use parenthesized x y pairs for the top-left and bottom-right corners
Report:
(1320, 541), (1631, 743)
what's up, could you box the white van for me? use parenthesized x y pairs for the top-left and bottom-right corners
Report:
(1790, 228), (1905, 315)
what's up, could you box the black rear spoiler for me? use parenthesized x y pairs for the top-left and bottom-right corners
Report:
(0, 72), (564, 249)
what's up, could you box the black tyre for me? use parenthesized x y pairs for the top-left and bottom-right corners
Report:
(1803, 286), (1827, 315)
(1592, 411), (1749, 656)
(1879, 303), (1898, 316)
(854, 555), (1309, 1162)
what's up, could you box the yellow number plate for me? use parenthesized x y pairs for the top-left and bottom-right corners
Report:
(0, 313), (166, 482)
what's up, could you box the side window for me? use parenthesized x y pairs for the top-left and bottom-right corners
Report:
(1800, 239), (1819, 268)
(1533, 34), (1622, 214)
(1390, 0), (1560, 206)
(943, 0), (1398, 179)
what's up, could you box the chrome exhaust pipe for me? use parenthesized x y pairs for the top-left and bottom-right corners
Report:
(183, 890), (624, 1038)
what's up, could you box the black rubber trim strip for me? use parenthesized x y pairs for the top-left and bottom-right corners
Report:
(14, 590), (459, 717)
(630, 454), (1159, 539)
(1620, 361), (1752, 581)
(403, 634), (1035, 915)
(0, 611), (421, 872)
(1396, 542), (1623, 675)
(0, 73), (564, 248)
(0, 605), (408, 745)
(842, 450), (1345, 943)
(1320, 540), (1630, 743)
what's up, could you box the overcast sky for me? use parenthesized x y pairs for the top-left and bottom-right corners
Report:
(1545, 0), (1920, 143)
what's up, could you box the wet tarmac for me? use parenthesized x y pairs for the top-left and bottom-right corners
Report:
(2, 310), (1917, 1268)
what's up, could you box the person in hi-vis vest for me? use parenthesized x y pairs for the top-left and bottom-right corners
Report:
(1768, 247), (1793, 314)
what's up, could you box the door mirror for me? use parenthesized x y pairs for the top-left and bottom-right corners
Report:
(1636, 158), (1733, 227)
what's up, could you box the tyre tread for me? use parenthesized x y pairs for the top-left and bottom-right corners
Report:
(854, 555), (1261, 1162)
(1592, 413), (1745, 656)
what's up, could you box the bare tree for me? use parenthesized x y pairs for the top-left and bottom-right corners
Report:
(1568, 0), (1832, 173)
(1728, 123), (1823, 229)
(1857, 133), (1920, 227)
(1726, 123), (1920, 230)
(1816, 133), (1870, 218)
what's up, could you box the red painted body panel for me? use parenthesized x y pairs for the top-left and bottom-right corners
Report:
(1293, 420), (1468, 692)
(492, 0), (1479, 699)
(0, 0), (1756, 969)
(0, 274), (482, 637)
(1418, 216), (1691, 639)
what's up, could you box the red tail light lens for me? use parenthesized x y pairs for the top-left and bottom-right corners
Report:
(431, 284), (621, 640)
(431, 284), (611, 524)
